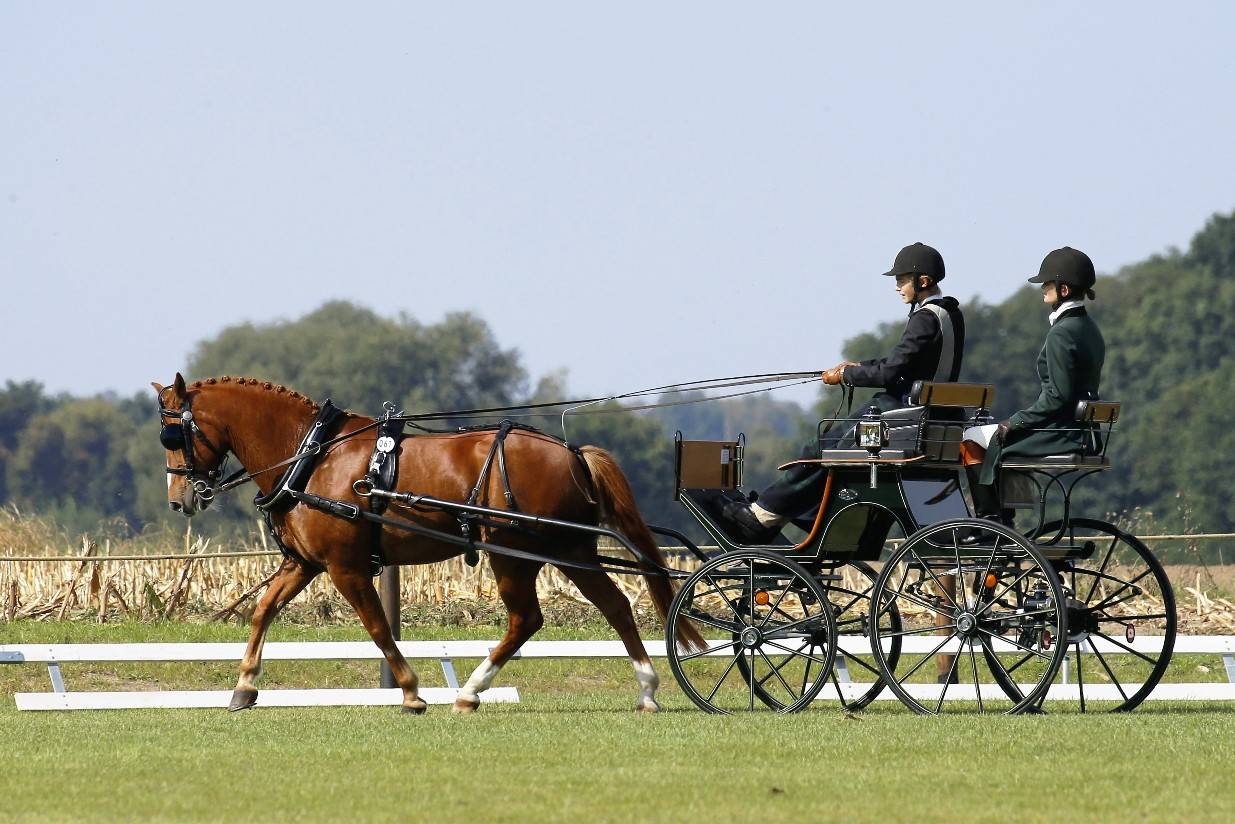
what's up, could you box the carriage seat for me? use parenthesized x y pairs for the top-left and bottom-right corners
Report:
(879, 381), (995, 462)
(998, 400), (1120, 471)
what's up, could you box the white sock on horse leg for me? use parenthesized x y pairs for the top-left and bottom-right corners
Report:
(633, 659), (660, 710)
(458, 658), (501, 703)
(750, 503), (787, 527)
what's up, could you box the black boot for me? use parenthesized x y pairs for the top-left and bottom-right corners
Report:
(718, 500), (781, 545)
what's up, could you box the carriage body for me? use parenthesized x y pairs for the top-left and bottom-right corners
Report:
(667, 382), (1177, 715)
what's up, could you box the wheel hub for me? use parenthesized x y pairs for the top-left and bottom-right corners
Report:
(956, 612), (977, 636)
(739, 626), (763, 649)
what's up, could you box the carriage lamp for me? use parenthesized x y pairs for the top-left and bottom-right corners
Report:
(754, 589), (770, 606)
(857, 411), (887, 488)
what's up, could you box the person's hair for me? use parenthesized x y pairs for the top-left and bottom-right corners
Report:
(1057, 282), (1096, 301)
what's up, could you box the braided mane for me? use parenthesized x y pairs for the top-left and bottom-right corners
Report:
(188, 376), (320, 412)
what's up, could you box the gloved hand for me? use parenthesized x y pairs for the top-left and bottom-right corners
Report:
(822, 361), (859, 385)
(995, 420), (1011, 444)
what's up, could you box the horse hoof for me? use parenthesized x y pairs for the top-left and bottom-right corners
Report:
(401, 700), (428, 715)
(635, 700), (660, 714)
(228, 688), (258, 712)
(452, 697), (480, 715)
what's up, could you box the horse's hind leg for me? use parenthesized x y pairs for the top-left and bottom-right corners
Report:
(453, 555), (544, 714)
(229, 558), (319, 711)
(561, 566), (661, 713)
(327, 565), (427, 714)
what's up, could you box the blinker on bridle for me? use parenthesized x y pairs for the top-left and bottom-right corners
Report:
(158, 392), (228, 500)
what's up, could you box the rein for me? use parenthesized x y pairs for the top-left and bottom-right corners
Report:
(158, 371), (823, 503)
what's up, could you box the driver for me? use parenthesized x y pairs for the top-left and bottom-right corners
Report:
(720, 242), (965, 542)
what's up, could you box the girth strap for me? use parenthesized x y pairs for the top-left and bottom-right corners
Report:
(459, 420), (519, 567)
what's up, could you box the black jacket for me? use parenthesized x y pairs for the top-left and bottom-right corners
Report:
(842, 297), (965, 402)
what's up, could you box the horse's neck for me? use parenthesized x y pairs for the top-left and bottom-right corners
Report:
(209, 385), (319, 496)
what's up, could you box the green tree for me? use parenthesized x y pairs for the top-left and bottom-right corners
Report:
(186, 301), (527, 416)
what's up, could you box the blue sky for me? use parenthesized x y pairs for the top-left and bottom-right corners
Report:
(3, 2), (1234, 406)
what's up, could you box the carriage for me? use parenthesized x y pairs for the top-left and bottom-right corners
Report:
(155, 373), (1175, 716)
(665, 381), (1177, 714)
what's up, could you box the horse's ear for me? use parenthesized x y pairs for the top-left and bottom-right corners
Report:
(174, 373), (187, 394)
(151, 381), (165, 394)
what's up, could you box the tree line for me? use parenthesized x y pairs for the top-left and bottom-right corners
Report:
(3, 209), (1234, 552)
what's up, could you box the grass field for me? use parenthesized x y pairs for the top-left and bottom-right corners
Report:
(2, 620), (1234, 823)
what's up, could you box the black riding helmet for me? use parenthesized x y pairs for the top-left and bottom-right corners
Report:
(882, 242), (945, 283)
(1028, 246), (1096, 292)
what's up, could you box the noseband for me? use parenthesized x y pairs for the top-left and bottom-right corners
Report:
(159, 392), (229, 500)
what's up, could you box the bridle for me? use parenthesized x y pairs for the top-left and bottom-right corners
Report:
(158, 390), (230, 501)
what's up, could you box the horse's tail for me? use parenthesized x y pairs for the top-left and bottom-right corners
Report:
(578, 445), (705, 652)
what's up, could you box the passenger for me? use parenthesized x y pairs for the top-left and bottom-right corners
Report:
(972, 246), (1105, 519)
(719, 242), (965, 543)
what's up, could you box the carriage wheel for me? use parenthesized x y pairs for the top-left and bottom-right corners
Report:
(666, 549), (837, 714)
(870, 519), (1068, 714)
(1022, 519), (1177, 712)
(736, 561), (901, 712)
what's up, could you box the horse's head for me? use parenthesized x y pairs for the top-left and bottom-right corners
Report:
(152, 372), (232, 516)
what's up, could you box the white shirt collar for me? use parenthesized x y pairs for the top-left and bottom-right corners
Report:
(1049, 300), (1084, 326)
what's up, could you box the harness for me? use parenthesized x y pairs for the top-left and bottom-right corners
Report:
(159, 393), (233, 498)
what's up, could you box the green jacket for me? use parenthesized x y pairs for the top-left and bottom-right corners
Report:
(979, 306), (1105, 484)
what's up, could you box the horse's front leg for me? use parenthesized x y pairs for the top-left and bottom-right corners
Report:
(229, 558), (320, 711)
(328, 565), (427, 714)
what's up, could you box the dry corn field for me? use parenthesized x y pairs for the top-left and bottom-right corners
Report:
(2, 509), (1234, 631)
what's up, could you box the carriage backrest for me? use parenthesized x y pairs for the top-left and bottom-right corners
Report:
(907, 380), (995, 409)
(892, 381), (996, 461)
(1075, 400), (1120, 423)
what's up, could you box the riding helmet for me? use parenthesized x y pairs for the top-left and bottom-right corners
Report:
(881, 242), (945, 282)
(1028, 246), (1096, 291)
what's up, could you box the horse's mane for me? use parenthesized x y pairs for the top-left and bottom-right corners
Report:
(188, 376), (320, 412)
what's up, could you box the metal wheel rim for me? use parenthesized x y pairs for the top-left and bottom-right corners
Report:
(870, 518), (1069, 715)
(1035, 518), (1177, 713)
(666, 549), (838, 714)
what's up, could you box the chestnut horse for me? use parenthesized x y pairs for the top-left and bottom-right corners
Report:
(153, 373), (702, 714)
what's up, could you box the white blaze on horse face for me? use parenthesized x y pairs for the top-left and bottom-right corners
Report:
(457, 658), (502, 703)
(633, 659), (660, 711)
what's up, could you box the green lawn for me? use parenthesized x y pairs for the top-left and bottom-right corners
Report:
(2, 620), (1234, 823)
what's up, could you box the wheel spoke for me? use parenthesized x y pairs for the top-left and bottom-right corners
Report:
(706, 649), (746, 702)
(764, 612), (827, 639)
(935, 644), (964, 713)
(983, 607), (1061, 622)
(979, 635), (1024, 701)
(1092, 645), (1129, 702)
(1004, 651), (1034, 675)
(975, 563), (1040, 618)
(1093, 631), (1160, 667)
(896, 632), (958, 686)
(1076, 646), (1086, 713)
(879, 623), (958, 639)
(837, 651), (881, 677)
(757, 579), (795, 630)
(757, 647), (801, 700)
(701, 572), (747, 625)
(763, 639), (831, 665)
(976, 627), (1052, 662)
(679, 639), (742, 662)
(907, 547), (961, 611)
(680, 609), (743, 635)
(1089, 569), (1153, 613)
(883, 586), (954, 618)
(1083, 535), (1119, 603)
(1096, 612), (1170, 622)
(967, 639), (984, 713)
